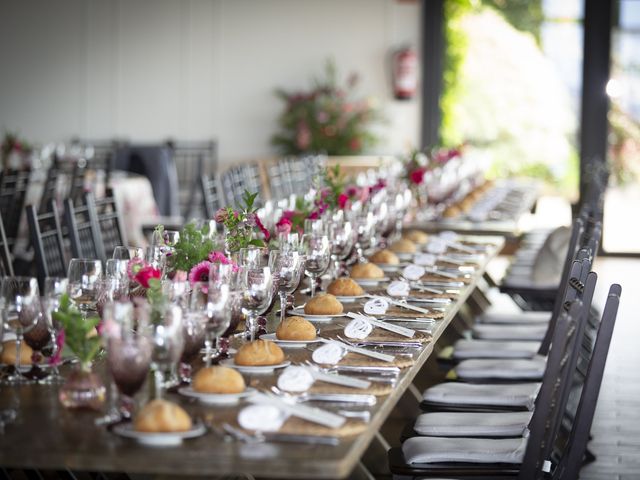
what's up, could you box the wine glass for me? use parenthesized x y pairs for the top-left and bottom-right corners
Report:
(301, 234), (331, 298)
(240, 266), (273, 341)
(112, 246), (144, 260)
(352, 212), (376, 262)
(277, 232), (299, 253)
(105, 302), (152, 419)
(329, 221), (356, 279)
(40, 277), (68, 384)
(67, 258), (103, 317)
(204, 282), (232, 365)
(304, 218), (326, 235)
(1, 277), (41, 383)
(106, 259), (130, 283)
(269, 250), (305, 324)
(179, 306), (206, 382)
(239, 247), (265, 269)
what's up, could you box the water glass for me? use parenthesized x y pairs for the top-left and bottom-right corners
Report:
(301, 234), (331, 297)
(67, 258), (102, 316)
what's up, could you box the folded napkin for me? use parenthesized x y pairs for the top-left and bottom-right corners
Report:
(454, 356), (547, 380)
(422, 382), (541, 410)
(453, 339), (540, 359)
(402, 436), (527, 464)
(476, 311), (551, 324)
(413, 411), (532, 437)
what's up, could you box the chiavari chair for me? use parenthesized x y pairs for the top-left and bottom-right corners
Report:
(64, 192), (104, 264)
(220, 163), (264, 208)
(0, 168), (31, 253)
(0, 212), (14, 277)
(89, 189), (126, 262)
(200, 172), (226, 219)
(26, 202), (67, 290)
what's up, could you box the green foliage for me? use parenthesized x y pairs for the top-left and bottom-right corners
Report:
(167, 222), (218, 273)
(217, 190), (267, 252)
(480, 0), (543, 43)
(321, 164), (347, 209)
(271, 59), (381, 155)
(52, 294), (102, 368)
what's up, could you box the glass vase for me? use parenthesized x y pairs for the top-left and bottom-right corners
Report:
(59, 364), (106, 411)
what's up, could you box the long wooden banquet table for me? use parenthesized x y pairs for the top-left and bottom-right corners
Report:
(0, 235), (504, 479)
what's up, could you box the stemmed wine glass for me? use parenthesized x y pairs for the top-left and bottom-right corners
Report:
(0, 318), (17, 431)
(67, 258), (103, 317)
(329, 221), (356, 279)
(269, 250), (305, 324)
(105, 301), (152, 420)
(240, 266), (273, 341)
(202, 282), (232, 365)
(112, 246), (144, 261)
(352, 212), (376, 263)
(39, 277), (68, 384)
(301, 234), (331, 298)
(1, 277), (41, 383)
(277, 232), (300, 253)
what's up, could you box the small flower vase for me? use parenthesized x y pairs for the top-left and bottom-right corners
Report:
(59, 363), (106, 411)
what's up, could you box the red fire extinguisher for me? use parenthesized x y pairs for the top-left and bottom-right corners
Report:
(393, 47), (418, 100)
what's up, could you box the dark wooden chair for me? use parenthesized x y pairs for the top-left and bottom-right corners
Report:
(200, 173), (225, 219)
(39, 160), (62, 213)
(64, 193), (104, 263)
(89, 189), (126, 261)
(0, 168), (31, 252)
(168, 140), (217, 219)
(26, 202), (67, 290)
(220, 163), (263, 208)
(0, 212), (14, 277)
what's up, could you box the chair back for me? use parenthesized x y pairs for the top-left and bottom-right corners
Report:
(89, 189), (126, 260)
(64, 193), (104, 263)
(200, 173), (225, 219)
(553, 284), (621, 479)
(39, 161), (61, 213)
(0, 168), (31, 251)
(220, 163), (264, 208)
(0, 212), (14, 277)
(26, 202), (67, 290)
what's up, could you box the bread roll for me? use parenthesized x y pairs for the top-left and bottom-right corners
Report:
(0, 341), (34, 365)
(134, 399), (192, 433)
(235, 339), (285, 366)
(369, 249), (400, 265)
(304, 293), (344, 315)
(327, 278), (365, 296)
(276, 316), (317, 341)
(403, 230), (429, 245)
(389, 238), (417, 254)
(350, 262), (385, 279)
(192, 366), (246, 394)
(443, 205), (461, 218)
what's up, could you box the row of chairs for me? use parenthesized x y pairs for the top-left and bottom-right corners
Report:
(0, 190), (126, 290)
(0, 168), (31, 254)
(388, 179), (619, 478)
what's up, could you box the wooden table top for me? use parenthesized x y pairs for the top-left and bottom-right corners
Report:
(0, 236), (504, 479)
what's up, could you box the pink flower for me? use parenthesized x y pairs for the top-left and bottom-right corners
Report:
(317, 111), (329, 123)
(276, 217), (292, 235)
(188, 261), (212, 286)
(255, 215), (271, 241)
(127, 258), (145, 281)
(409, 168), (425, 185)
(245, 213), (257, 227)
(371, 178), (386, 194)
(214, 208), (228, 223)
(307, 210), (320, 220)
(208, 251), (232, 264)
(296, 122), (311, 150)
(49, 329), (65, 366)
(173, 270), (188, 282)
(281, 210), (295, 220)
(134, 265), (162, 289)
(338, 193), (349, 209)
(349, 137), (361, 152)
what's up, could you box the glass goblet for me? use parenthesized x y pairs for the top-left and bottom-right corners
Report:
(329, 221), (356, 279)
(67, 258), (102, 317)
(40, 277), (68, 384)
(240, 266), (273, 341)
(1, 277), (41, 384)
(269, 250), (305, 324)
(179, 309), (206, 382)
(301, 234), (331, 298)
(112, 246), (144, 261)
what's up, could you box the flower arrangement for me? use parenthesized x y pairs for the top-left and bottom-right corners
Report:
(215, 191), (270, 253)
(164, 222), (219, 276)
(271, 60), (381, 155)
(1, 131), (31, 170)
(52, 294), (102, 370)
(400, 146), (463, 186)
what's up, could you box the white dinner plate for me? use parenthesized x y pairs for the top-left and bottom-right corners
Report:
(354, 277), (390, 287)
(334, 295), (368, 304)
(259, 333), (323, 349)
(219, 358), (291, 374)
(112, 422), (206, 447)
(178, 386), (256, 405)
(288, 308), (345, 322)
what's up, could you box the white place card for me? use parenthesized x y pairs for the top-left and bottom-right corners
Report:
(426, 239), (447, 254)
(344, 317), (374, 339)
(402, 264), (426, 281)
(439, 230), (458, 241)
(319, 338), (395, 363)
(414, 253), (436, 266)
(277, 366), (315, 393)
(248, 392), (346, 429)
(305, 366), (371, 389)
(346, 312), (415, 338)
(363, 297), (389, 315)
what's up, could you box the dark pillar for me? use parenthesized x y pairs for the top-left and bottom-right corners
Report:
(421, 0), (446, 150)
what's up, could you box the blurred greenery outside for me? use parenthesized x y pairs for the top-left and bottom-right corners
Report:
(441, 0), (579, 198)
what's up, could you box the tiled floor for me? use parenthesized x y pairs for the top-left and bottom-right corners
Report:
(578, 257), (640, 480)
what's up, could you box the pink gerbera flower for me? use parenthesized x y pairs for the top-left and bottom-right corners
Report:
(188, 261), (212, 286)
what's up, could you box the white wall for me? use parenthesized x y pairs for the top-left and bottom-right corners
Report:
(0, 0), (421, 167)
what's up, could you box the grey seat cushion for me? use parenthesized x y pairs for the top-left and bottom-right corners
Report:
(413, 411), (533, 437)
(422, 382), (541, 410)
(476, 311), (551, 325)
(453, 339), (540, 359)
(402, 436), (527, 464)
(531, 226), (570, 285)
(472, 324), (548, 341)
(455, 356), (547, 380)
